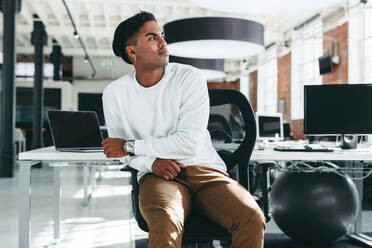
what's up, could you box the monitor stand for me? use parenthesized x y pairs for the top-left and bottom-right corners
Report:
(340, 134), (357, 149)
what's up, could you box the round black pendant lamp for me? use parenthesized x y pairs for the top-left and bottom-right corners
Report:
(169, 55), (226, 80)
(164, 17), (264, 59)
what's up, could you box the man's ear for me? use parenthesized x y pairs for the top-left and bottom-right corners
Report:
(126, 45), (136, 61)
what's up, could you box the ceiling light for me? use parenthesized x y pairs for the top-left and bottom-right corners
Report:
(73, 31), (79, 39)
(62, 0), (96, 77)
(169, 55), (226, 80)
(164, 17), (264, 59)
(189, 0), (344, 14)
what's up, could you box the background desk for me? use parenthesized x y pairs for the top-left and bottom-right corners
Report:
(213, 142), (372, 161)
(214, 142), (372, 246)
(18, 146), (122, 248)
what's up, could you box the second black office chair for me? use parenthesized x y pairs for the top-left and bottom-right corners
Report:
(122, 89), (272, 247)
(208, 114), (233, 143)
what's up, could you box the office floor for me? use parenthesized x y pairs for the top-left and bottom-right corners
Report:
(0, 164), (371, 248)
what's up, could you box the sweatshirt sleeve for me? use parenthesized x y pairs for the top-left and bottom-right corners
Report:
(120, 155), (156, 172)
(102, 87), (123, 139)
(134, 68), (209, 159)
(103, 85), (156, 173)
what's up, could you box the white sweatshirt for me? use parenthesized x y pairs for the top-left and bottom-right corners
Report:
(102, 62), (226, 180)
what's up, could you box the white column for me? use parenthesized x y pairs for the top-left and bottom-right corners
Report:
(348, 6), (365, 84)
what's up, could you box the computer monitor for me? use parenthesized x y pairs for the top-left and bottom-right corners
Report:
(255, 112), (283, 141)
(78, 93), (105, 126)
(304, 84), (372, 135)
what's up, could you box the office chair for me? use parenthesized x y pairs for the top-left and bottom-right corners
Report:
(208, 114), (233, 143)
(122, 89), (272, 247)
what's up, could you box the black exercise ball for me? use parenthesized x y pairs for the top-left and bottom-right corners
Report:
(270, 172), (359, 244)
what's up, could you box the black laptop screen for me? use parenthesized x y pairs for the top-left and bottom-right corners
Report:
(47, 111), (103, 149)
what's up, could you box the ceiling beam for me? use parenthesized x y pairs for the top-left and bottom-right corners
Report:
(16, 24), (114, 38)
(18, 9), (33, 25)
(29, 0), (50, 27)
(68, 0), (191, 8)
(17, 46), (114, 57)
(46, 0), (65, 27)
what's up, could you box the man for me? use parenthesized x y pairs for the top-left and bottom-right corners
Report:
(102, 11), (265, 248)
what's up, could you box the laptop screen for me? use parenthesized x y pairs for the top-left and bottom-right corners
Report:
(46, 111), (103, 149)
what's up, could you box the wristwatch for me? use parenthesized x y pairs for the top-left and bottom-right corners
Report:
(123, 140), (135, 156)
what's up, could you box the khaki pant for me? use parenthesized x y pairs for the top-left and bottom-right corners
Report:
(138, 166), (266, 248)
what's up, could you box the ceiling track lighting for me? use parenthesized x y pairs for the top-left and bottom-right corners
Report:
(294, 14), (321, 31)
(61, 0), (96, 78)
(73, 31), (79, 39)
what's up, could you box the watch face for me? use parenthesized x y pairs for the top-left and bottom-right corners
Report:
(125, 141), (134, 153)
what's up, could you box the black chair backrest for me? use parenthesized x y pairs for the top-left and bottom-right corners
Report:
(209, 89), (257, 171)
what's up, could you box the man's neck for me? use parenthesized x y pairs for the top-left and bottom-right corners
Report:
(135, 66), (165, 88)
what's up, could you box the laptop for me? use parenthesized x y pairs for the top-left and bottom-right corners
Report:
(46, 110), (104, 152)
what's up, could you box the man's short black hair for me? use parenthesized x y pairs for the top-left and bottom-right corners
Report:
(112, 11), (156, 64)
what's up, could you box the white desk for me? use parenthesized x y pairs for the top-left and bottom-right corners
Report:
(18, 146), (122, 248)
(18, 145), (372, 248)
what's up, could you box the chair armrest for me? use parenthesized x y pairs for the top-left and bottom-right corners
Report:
(119, 166), (149, 231)
(120, 165), (138, 173)
(120, 166), (139, 190)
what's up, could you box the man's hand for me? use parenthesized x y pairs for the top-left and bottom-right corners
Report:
(102, 138), (128, 158)
(152, 158), (187, 180)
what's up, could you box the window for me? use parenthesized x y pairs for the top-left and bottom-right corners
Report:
(15, 62), (56, 79)
(257, 47), (278, 113)
(291, 17), (323, 120)
(15, 87), (61, 127)
(349, 4), (372, 84)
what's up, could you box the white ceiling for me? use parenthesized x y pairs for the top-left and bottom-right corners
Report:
(1, 0), (349, 57)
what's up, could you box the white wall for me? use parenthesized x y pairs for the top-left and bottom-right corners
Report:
(72, 80), (112, 110)
(73, 56), (134, 80)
